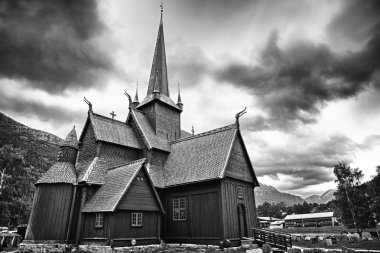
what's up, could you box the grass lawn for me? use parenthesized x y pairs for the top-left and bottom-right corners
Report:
(293, 237), (380, 250)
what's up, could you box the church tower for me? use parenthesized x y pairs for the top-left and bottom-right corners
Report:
(25, 127), (78, 243)
(136, 8), (182, 141)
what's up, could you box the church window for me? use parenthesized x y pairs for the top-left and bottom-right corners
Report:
(131, 213), (143, 227)
(237, 187), (243, 199)
(173, 197), (186, 221)
(95, 213), (103, 228)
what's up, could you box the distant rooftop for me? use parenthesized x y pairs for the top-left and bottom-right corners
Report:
(284, 212), (334, 220)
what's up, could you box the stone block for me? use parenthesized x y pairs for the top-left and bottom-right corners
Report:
(246, 248), (263, 253)
(325, 238), (332, 246)
(262, 243), (271, 253)
(362, 232), (372, 240)
(241, 240), (253, 249)
(287, 248), (302, 253)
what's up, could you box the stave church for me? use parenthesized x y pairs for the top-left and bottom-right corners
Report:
(24, 8), (260, 247)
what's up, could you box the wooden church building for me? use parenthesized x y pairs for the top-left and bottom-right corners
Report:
(24, 10), (260, 247)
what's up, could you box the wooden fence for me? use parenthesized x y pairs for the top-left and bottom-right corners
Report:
(252, 228), (292, 250)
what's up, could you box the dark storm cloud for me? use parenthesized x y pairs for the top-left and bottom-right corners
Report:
(0, 0), (114, 94)
(0, 90), (83, 125)
(254, 134), (357, 187)
(327, 0), (380, 43)
(213, 1), (380, 130)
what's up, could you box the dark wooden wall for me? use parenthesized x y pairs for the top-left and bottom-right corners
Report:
(225, 135), (255, 183)
(82, 213), (110, 240)
(154, 103), (181, 141)
(165, 181), (222, 244)
(113, 211), (161, 246)
(220, 178), (258, 239)
(25, 184), (73, 242)
(58, 146), (78, 164)
(77, 123), (97, 163)
(99, 142), (141, 166)
(140, 102), (181, 141)
(118, 170), (160, 211)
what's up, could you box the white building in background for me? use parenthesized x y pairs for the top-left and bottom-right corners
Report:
(284, 212), (338, 228)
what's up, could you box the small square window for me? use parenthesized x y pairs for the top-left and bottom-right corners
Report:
(95, 213), (103, 228)
(131, 213), (143, 227)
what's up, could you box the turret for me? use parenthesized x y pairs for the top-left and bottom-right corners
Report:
(57, 126), (79, 164)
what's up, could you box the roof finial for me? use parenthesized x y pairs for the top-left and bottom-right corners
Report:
(124, 89), (132, 109)
(191, 126), (195, 135)
(110, 111), (116, 119)
(160, 1), (164, 14)
(134, 81), (139, 103)
(235, 107), (247, 128)
(83, 97), (93, 113)
(177, 82), (183, 110)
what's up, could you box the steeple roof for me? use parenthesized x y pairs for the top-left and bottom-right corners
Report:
(147, 13), (169, 96)
(61, 126), (79, 150)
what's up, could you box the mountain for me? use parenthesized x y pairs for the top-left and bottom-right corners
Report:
(255, 183), (305, 206)
(305, 189), (336, 204)
(0, 112), (62, 175)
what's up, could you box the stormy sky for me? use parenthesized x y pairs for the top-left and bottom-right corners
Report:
(1, 0), (379, 198)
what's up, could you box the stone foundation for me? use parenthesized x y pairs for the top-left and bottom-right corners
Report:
(19, 242), (70, 253)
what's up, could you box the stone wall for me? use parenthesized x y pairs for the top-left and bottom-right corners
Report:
(19, 243), (69, 253)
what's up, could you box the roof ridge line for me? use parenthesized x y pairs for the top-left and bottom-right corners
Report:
(170, 124), (236, 144)
(91, 112), (130, 126)
(107, 158), (146, 171)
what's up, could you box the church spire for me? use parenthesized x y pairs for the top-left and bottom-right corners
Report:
(147, 4), (169, 96)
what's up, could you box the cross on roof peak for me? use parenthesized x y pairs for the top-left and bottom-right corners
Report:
(110, 111), (116, 119)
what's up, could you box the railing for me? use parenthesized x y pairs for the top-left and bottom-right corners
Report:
(252, 228), (292, 250)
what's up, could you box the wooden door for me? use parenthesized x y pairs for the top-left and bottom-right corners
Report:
(237, 204), (248, 237)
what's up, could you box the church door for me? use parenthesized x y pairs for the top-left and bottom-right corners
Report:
(237, 204), (248, 237)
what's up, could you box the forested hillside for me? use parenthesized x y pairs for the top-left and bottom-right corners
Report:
(0, 112), (62, 228)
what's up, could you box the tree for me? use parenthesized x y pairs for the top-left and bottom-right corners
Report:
(0, 145), (25, 196)
(365, 166), (380, 226)
(333, 162), (373, 231)
(0, 145), (35, 227)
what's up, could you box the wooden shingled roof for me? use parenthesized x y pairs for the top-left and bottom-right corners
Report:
(60, 127), (79, 149)
(137, 93), (181, 111)
(82, 159), (164, 213)
(129, 109), (171, 152)
(36, 162), (76, 185)
(163, 125), (238, 187)
(81, 113), (142, 149)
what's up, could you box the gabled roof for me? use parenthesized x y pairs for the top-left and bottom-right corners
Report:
(82, 159), (164, 213)
(80, 113), (142, 150)
(284, 212), (334, 220)
(128, 109), (171, 152)
(136, 93), (181, 111)
(77, 156), (133, 185)
(36, 162), (76, 185)
(163, 125), (238, 187)
(180, 129), (192, 138)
